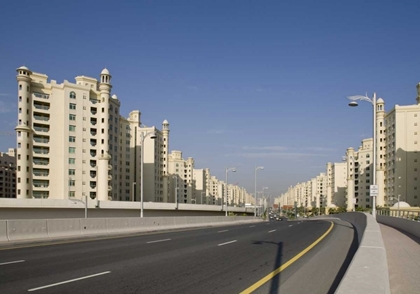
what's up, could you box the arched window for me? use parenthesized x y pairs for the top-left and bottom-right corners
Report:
(69, 92), (76, 99)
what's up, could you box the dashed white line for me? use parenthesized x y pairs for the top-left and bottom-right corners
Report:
(218, 230), (229, 233)
(289, 225), (293, 227)
(146, 238), (171, 244)
(218, 240), (237, 246)
(28, 271), (111, 292)
(268, 230), (276, 233)
(0, 260), (25, 266)
(249, 225), (255, 228)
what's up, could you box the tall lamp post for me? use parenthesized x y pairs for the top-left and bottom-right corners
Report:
(347, 93), (377, 218)
(225, 167), (236, 216)
(140, 130), (157, 218)
(254, 166), (264, 217)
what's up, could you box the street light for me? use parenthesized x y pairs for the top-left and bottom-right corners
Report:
(225, 167), (236, 216)
(347, 93), (378, 218)
(254, 166), (264, 217)
(140, 130), (157, 218)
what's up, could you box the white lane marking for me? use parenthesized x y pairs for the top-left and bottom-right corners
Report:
(289, 225), (293, 227)
(218, 230), (229, 233)
(0, 260), (25, 266)
(28, 271), (111, 292)
(249, 225), (255, 227)
(218, 240), (237, 246)
(268, 230), (276, 233)
(147, 238), (171, 244)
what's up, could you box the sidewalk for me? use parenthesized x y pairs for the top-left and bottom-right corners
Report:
(379, 223), (420, 294)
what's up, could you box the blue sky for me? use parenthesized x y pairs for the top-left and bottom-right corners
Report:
(1, 0), (420, 197)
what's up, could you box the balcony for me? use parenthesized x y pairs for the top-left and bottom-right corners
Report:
(33, 123), (49, 133)
(33, 191), (49, 199)
(33, 180), (49, 188)
(90, 160), (97, 168)
(90, 118), (97, 125)
(90, 182), (97, 189)
(33, 169), (49, 177)
(34, 114), (50, 122)
(90, 108), (97, 115)
(90, 139), (97, 147)
(33, 158), (49, 166)
(108, 165), (112, 170)
(90, 128), (97, 136)
(90, 150), (97, 157)
(89, 98), (98, 104)
(33, 103), (50, 111)
(33, 135), (49, 144)
(33, 147), (49, 155)
(90, 171), (97, 178)
(33, 92), (49, 100)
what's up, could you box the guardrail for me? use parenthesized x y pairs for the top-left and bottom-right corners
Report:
(0, 216), (262, 244)
(376, 214), (420, 239)
(377, 209), (420, 221)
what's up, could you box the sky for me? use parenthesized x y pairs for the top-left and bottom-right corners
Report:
(1, 0), (420, 197)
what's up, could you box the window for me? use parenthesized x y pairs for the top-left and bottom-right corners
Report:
(69, 191), (75, 197)
(69, 125), (76, 131)
(69, 169), (75, 175)
(69, 147), (76, 153)
(69, 114), (76, 121)
(69, 92), (76, 99)
(69, 103), (76, 110)
(69, 180), (75, 186)
(69, 136), (76, 142)
(69, 158), (76, 164)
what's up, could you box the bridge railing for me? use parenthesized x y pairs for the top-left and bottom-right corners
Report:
(377, 209), (420, 221)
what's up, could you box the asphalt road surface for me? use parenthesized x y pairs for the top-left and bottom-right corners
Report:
(0, 219), (356, 294)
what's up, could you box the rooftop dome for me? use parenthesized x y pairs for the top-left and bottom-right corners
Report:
(101, 68), (110, 75)
(163, 119), (169, 124)
(377, 98), (384, 104)
(18, 66), (29, 70)
(392, 201), (411, 208)
(111, 94), (118, 99)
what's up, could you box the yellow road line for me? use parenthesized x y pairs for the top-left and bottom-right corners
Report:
(240, 221), (334, 294)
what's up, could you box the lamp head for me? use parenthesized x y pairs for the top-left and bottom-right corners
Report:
(348, 101), (358, 107)
(232, 168), (236, 172)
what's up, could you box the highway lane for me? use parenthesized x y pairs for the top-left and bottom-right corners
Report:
(0, 219), (355, 294)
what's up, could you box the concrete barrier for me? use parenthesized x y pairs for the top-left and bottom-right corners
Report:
(0, 220), (8, 242)
(47, 219), (82, 238)
(80, 218), (107, 235)
(377, 215), (420, 238)
(7, 219), (48, 241)
(0, 216), (262, 244)
(335, 213), (390, 294)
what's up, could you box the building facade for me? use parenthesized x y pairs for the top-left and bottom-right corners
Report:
(168, 150), (195, 203)
(0, 148), (16, 198)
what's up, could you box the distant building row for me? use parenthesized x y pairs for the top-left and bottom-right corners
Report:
(0, 66), (254, 206)
(278, 85), (420, 210)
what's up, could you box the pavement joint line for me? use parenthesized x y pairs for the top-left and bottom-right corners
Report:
(240, 221), (334, 294)
(218, 240), (237, 246)
(218, 230), (229, 233)
(27, 271), (111, 292)
(0, 260), (25, 266)
(268, 230), (276, 233)
(249, 225), (255, 227)
(146, 238), (171, 244)
(289, 225), (293, 227)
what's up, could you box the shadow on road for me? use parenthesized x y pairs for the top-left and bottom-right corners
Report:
(251, 240), (283, 293)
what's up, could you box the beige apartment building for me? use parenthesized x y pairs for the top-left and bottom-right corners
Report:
(329, 162), (347, 207)
(168, 150), (195, 203)
(0, 148), (16, 198)
(382, 92), (420, 207)
(15, 66), (169, 202)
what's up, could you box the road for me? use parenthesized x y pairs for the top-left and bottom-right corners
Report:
(0, 219), (357, 294)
